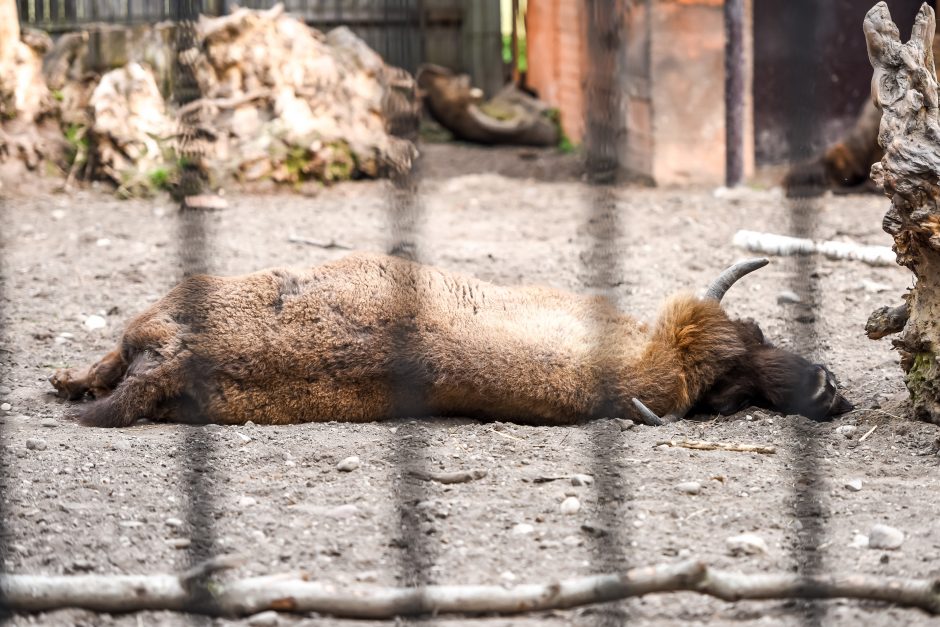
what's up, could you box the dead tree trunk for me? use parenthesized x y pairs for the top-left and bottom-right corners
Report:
(0, 0), (22, 118)
(865, 1), (940, 423)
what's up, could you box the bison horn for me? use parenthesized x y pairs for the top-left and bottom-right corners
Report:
(631, 398), (682, 427)
(703, 258), (769, 302)
(631, 259), (770, 426)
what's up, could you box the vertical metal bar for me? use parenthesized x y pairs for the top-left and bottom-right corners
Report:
(724, 0), (745, 187)
(584, 1), (630, 625)
(783, 1), (826, 625)
(416, 0), (425, 66)
(0, 199), (12, 625)
(170, 0), (219, 621)
(382, 0), (433, 612)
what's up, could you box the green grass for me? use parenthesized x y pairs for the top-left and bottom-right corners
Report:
(502, 34), (528, 73)
(147, 167), (171, 191)
(63, 123), (88, 168)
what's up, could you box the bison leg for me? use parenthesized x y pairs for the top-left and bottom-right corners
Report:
(74, 350), (190, 427)
(49, 347), (127, 400)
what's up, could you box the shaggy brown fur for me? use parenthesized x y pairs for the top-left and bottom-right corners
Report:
(783, 101), (883, 196)
(49, 253), (851, 427)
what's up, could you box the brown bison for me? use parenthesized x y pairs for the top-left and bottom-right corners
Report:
(50, 254), (851, 427)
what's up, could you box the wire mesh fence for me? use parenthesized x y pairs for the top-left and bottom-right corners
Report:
(0, 0), (936, 624)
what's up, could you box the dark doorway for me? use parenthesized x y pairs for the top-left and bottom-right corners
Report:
(753, 0), (931, 164)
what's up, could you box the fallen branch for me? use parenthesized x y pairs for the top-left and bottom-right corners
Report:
(287, 235), (353, 250)
(656, 439), (776, 454)
(409, 469), (487, 484)
(733, 230), (895, 266)
(2, 560), (939, 616)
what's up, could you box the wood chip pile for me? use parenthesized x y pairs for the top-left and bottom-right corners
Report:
(0, 3), (418, 194)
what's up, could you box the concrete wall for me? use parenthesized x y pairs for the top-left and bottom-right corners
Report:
(526, 0), (754, 186)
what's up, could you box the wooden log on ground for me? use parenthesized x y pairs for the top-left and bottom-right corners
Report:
(865, 1), (940, 423)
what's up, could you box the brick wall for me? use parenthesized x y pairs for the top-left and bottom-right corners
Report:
(526, 0), (754, 186)
(525, 0), (587, 143)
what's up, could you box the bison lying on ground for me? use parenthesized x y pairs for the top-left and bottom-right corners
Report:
(50, 253), (852, 426)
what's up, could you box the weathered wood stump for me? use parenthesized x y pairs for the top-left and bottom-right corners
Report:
(865, 1), (940, 423)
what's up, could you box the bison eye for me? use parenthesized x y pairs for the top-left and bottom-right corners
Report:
(695, 378), (754, 416)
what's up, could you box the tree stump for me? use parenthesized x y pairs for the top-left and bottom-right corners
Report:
(865, 1), (940, 423)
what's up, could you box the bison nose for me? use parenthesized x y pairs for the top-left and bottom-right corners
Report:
(830, 393), (854, 416)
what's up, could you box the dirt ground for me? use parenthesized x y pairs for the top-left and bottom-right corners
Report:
(0, 143), (938, 626)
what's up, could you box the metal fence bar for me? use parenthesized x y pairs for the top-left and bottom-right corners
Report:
(0, 198), (12, 624)
(724, 0), (745, 187)
(169, 0), (220, 619)
(783, 2), (827, 625)
(386, 99), (434, 619)
(583, 1), (631, 624)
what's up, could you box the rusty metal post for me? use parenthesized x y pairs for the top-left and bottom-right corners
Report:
(724, 0), (745, 187)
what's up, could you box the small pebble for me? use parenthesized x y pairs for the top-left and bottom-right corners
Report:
(83, 315), (107, 330)
(0, 403), (11, 412)
(511, 523), (535, 535)
(70, 559), (94, 572)
(850, 533), (869, 548)
(500, 571), (517, 582)
(234, 431), (252, 444)
(354, 571), (379, 582)
(580, 522), (609, 537)
(562, 534), (582, 547)
(336, 455), (360, 472)
(868, 524), (904, 550)
(617, 419), (635, 431)
(726, 533), (768, 556)
(25, 438), (47, 451)
(0, 386), (11, 396)
(844, 479), (863, 492)
(166, 538), (191, 549)
(238, 496), (257, 508)
(40, 418), (58, 428)
(835, 424), (858, 439)
(860, 279), (891, 293)
(560, 496), (581, 515)
(247, 610), (280, 627)
(570, 474), (593, 486)
(777, 290), (801, 304)
(675, 481), (702, 495)
(165, 517), (184, 528)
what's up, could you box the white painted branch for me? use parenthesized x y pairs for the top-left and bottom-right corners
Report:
(2, 560), (939, 617)
(733, 230), (895, 266)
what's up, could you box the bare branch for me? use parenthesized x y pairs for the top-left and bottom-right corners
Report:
(2, 561), (939, 616)
(409, 469), (488, 484)
(656, 439), (776, 454)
